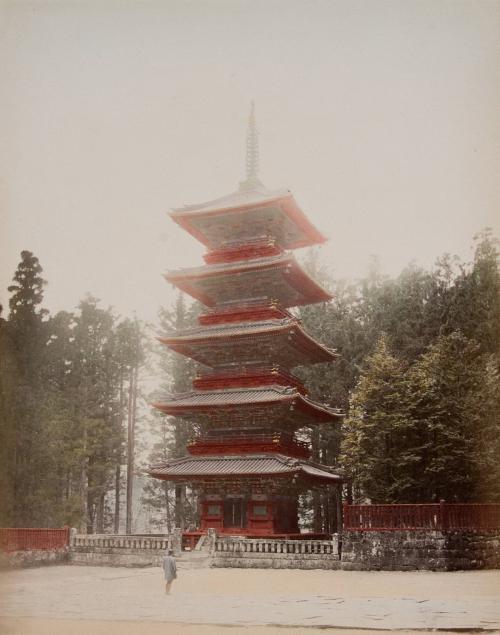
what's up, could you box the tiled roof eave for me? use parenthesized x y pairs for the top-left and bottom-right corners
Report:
(147, 453), (343, 483)
(170, 190), (292, 216)
(157, 319), (338, 360)
(158, 318), (295, 341)
(163, 254), (332, 304)
(151, 386), (342, 420)
(165, 253), (290, 279)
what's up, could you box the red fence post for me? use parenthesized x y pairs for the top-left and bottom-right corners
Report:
(439, 500), (448, 531)
(343, 502), (349, 529)
(63, 525), (70, 548)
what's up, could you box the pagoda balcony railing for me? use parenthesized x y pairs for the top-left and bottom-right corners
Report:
(198, 302), (295, 326)
(194, 365), (306, 394)
(188, 433), (311, 459)
(203, 238), (283, 264)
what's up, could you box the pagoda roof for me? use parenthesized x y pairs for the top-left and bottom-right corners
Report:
(158, 318), (337, 368)
(170, 186), (326, 250)
(152, 385), (342, 427)
(165, 253), (332, 308)
(147, 453), (342, 484)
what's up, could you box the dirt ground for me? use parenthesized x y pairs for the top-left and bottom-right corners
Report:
(0, 618), (478, 635)
(1, 566), (499, 634)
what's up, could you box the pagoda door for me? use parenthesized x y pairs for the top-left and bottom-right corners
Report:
(223, 498), (247, 529)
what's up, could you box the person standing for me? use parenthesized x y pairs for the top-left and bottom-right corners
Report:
(163, 549), (177, 595)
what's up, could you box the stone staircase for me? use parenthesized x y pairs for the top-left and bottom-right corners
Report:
(177, 533), (213, 569)
(176, 550), (212, 569)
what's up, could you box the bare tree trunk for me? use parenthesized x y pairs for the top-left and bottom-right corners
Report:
(114, 377), (125, 533)
(126, 366), (138, 535)
(81, 424), (89, 533)
(86, 478), (94, 534)
(114, 464), (121, 533)
(96, 491), (105, 533)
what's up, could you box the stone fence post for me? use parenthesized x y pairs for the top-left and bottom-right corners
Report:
(69, 527), (77, 548)
(206, 528), (217, 554)
(172, 527), (182, 556)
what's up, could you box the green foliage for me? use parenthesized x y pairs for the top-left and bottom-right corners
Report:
(341, 336), (415, 502)
(302, 230), (500, 504)
(141, 293), (199, 530)
(406, 332), (500, 502)
(2, 252), (50, 525)
(2, 227), (499, 530)
(1, 254), (147, 529)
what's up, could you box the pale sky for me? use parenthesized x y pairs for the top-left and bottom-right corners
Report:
(1, 0), (499, 324)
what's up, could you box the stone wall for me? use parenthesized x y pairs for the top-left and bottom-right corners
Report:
(69, 532), (178, 567)
(211, 535), (340, 570)
(0, 549), (69, 569)
(341, 529), (500, 571)
(212, 552), (341, 569)
(7, 528), (496, 571)
(70, 549), (164, 567)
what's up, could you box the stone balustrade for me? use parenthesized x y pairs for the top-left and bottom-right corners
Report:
(215, 537), (337, 555)
(212, 535), (340, 568)
(69, 532), (178, 567)
(71, 534), (172, 551)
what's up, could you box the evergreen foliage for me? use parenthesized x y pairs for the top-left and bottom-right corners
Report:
(141, 294), (199, 531)
(336, 231), (500, 503)
(1, 230), (498, 529)
(0, 254), (147, 529)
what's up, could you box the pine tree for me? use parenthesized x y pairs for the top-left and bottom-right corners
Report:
(447, 229), (500, 355)
(5, 251), (51, 525)
(0, 307), (19, 524)
(70, 297), (122, 532)
(114, 317), (145, 535)
(407, 332), (499, 502)
(141, 410), (175, 532)
(143, 293), (198, 531)
(471, 355), (500, 501)
(341, 336), (415, 502)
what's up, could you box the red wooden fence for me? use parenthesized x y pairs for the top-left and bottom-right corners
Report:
(343, 503), (500, 531)
(0, 527), (70, 552)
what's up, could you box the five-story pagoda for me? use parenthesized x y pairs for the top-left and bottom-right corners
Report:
(149, 106), (342, 536)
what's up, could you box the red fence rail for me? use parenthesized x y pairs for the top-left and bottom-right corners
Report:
(0, 527), (70, 552)
(343, 503), (500, 531)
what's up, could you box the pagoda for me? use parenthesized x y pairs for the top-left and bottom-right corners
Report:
(149, 105), (342, 536)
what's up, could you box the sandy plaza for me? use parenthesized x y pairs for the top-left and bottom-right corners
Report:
(1, 565), (500, 634)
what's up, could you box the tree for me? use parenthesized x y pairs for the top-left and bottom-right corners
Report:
(446, 229), (500, 355)
(0, 307), (19, 524)
(114, 317), (145, 535)
(406, 332), (500, 502)
(69, 297), (122, 532)
(141, 410), (175, 532)
(7, 251), (48, 326)
(4, 251), (51, 525)
(341, 336), (415, 503)
(143, 293), (199, 531)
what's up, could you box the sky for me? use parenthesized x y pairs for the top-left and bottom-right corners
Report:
(1, 0), (499, 325)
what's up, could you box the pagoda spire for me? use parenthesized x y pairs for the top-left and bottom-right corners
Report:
(239, 101), (263, 191)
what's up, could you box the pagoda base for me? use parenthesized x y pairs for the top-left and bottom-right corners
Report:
(199, 493), (300, 535)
